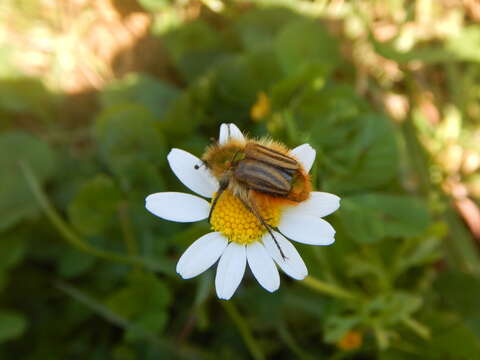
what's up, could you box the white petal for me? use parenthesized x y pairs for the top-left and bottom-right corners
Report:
(145, 192), (210, 222)
(176, 232), (228, 279)
(290, 144), (316, 172)
(215, 242), (247, 300)
(219, 123), (228, 145)
(218, 123), (245, 145)
(262, 232), (307, 280)
(167, 148), (218, 198)
(278, 214), (335, 245)
(228, 123), (245, 142)
(283, 192), (341, 218)
(246, 242), (280, 292)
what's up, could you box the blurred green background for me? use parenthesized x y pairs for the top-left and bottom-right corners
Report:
(1, 0), (480, 358)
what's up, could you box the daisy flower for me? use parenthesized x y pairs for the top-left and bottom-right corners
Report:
(145, 123), (340, 300)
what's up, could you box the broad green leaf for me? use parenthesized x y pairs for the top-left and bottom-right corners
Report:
(214, 50), (283, 106)
(270, 62), (331, 110)
(0, 131), (55, 230)
(418, 312), (480, 360)
(0, 310), (27, 343)
(434, 271), (480, 317)
(284, 85), (400, 194)
(339, 193), (430, 243)
(0, 232), (27, 271)
(0, 78), (54, 121)
(161, 76), (213, 136)
(94, 104), (166, 186)
(234, 7), (300, 51)
(317, 113), (399, 193)
(163, 20), (228, 82)
(106, 272), (171, 341)
(275, 19), (339, 75)
(57, 248), (96, 278)
(125, 311), (168, 342)
(68, 175), (122, 236)
(291, 85), (369, 134)
(100, 73), (180, 120)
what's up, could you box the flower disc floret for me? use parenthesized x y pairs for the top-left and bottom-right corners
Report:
(210, 190), (280, 244)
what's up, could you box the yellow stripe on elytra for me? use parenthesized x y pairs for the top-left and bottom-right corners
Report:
(210, 190), (280, 244)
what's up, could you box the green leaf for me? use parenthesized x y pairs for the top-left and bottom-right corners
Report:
(57, 247), (96, 278)
(361, 292), (422, 326)
(214, 50), (283, 106)
(324, 315), (360, 343)
(373, 40), (452, 64)
(434, 271), (480, 317)
(318, 113), (399, 193)
(100, 73), (180, 120)
(161, 77), (213, 136)
(234, 7), (301, 51)
(275, 19), (339, 75)
(138, 0), (172, 12)
(125, 311), (168, 342)
(286, 86), (400, 192)
(270, 62), (331, 109)
(446, 26), (480, 63)
(0, 131), (55, 230)
(0, 310), (27, 343)
(0, 78), (55, 121)
(68, 175), (122, 236)
(339, 193), (430, 243)
(94, 104), (166, 186)
(163, 20), (228, 82)
(420, 312), (480, 360)
(106, 272), (171, 341)
(291, 85), (368, 134)
(0, 232), (27, 271)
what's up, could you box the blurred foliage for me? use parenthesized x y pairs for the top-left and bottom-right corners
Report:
(1, 0), (480, 359)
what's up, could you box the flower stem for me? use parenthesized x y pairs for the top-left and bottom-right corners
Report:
(19, 161), (172, 274)
(402, 317), (431, 340)
(221, 301), (265, 360)
(301, 275), (358, 300)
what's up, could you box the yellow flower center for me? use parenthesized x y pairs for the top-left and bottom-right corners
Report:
(210, 190), (280, 244)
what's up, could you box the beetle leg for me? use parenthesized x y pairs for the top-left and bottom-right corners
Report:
(208, 178), (229, 224)
(240, 195), (287, 260)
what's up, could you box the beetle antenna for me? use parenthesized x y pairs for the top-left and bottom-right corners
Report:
(272, 227), (298, 248)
